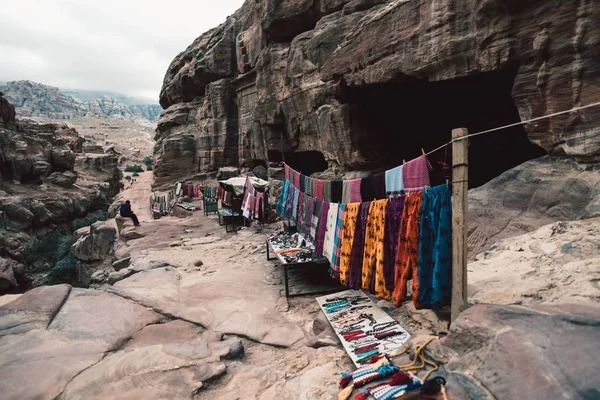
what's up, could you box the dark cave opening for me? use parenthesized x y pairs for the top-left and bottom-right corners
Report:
(269, 150), (328, 177)
(342, 68), (547, 188)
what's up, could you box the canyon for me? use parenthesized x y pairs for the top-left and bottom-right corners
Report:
(0, 0), (599, 398)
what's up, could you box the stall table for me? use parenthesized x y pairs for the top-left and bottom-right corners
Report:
(266, 232), (336, 298)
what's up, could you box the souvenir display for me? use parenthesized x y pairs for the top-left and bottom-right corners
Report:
(317, 290), (410, 367)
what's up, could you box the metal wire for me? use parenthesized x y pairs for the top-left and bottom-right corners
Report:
(424, 101), (600, 156)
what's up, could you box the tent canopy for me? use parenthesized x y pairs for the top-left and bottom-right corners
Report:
(219, 176), (269, 196)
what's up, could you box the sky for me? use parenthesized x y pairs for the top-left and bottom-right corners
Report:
(0, 0), (245, 102)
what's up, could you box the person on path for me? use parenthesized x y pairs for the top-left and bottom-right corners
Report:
(120, 200), (140, 226)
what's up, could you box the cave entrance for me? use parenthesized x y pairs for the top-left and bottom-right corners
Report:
(343, 67), (547, 188)
(268, 150), (328, 176)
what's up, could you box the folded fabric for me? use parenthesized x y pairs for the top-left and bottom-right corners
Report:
(402, 156), (432, 190)
(360, 175), (375, 201)
(323, 180), (333, 202)
(385, 165), (404, 194)
(315, 179), (324, 201)
(373, 172), (386, 199)
(331, 180), (343, 203)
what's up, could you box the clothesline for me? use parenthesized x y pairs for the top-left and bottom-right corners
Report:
(424, 101), (600, 156)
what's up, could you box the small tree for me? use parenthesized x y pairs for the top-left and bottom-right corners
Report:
(146, 165), (153, 171)
(125, 175), (132, 181)
(132, 172), (140, 177)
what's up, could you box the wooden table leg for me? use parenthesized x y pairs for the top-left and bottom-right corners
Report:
(284, 263), (289, 298)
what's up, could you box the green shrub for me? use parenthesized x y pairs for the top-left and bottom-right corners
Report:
(132, 171), (139, 177)
(146, 165), (153, 171)
(124, 164), (144, 173)
(23, 231), (78, 285)
(118, 170), (124, 179)
(72, 210), (108, 231)
(125, 175), (131, 181)
(143, 156), (153, 167)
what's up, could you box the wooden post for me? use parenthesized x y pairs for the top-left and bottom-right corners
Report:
(451, 128), (469, 323)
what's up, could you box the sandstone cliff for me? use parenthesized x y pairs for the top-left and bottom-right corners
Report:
(1, 80), (162, 122)
(154, 0), (599, 188)
(0, 96), (121, 292)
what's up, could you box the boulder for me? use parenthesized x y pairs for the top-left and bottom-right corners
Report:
(45, 171), (78, 188)
(111, 257), (131, 271)
(50, 147), (76, 171)
(71, 221), (116, 262)
(439, 303), (600, 400)
(0, 257), (19, 294)
(33, 161), (52, 177)
(216, 166), (240, 180)
(107, 268), (134, 284)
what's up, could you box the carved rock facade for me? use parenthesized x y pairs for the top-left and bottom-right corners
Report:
(154, 0), (600, 186)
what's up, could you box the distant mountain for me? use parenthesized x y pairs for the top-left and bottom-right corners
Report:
(61, 89), (158, 106)
(0, 80), (162, 122)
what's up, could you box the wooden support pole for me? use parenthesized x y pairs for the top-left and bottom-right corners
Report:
(451, 128), (469, 323)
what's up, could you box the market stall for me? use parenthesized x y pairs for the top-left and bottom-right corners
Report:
(266, 232), (333, 297)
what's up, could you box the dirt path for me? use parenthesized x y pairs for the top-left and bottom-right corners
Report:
(120, 170), (153, 223)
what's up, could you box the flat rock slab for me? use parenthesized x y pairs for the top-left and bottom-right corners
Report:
(61, 320), (243, 400)
(110, 266), (306, 347)
(438, 303), (600, 400)
(0, 287), (161, 400)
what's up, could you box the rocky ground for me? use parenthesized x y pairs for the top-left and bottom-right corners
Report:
(1, 171), (599, 399)
(45, 115), (156, 164)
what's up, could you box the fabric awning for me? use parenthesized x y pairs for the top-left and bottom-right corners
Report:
(219, 176), (269, 196)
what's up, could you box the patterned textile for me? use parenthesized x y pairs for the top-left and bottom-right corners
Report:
(304, 175), (312, 197)
(338, 203), (360, 286)
(393, 191), (423, 307)
(292, 187), (300, 220)
(311, 199), (323, 243)
(361, 199), (391, 300)
(310, 177), (316, 198)
(367, 382), (415, 400)
(323, 203), (339, 264)
(315, 179), (324, 201)
(342, 180), (351, 204)
(323, 180), (332, 202)
(417, 184), (452, 309)
(304, 196), (316, 238)
(299, 174), (306, 193)
(384, 196), (406, 292)
(349, 201), (371, 289)
(276, 179), (290, 215)
(314, 202), (330, 257)
(284, 184), (295, 219)
(296, 192), (305, 228)
(402, 156), (432, 191)
(330, 203), (346, 277)
(373, 172), (386, 199)
(385, 165), (404, 195)
(292, 170), (300, 188)
(284, 164), (290, 180)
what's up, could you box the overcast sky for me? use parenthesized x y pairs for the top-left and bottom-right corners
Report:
(0, 0), (245, 102)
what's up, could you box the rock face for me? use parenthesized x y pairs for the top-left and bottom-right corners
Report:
(0, 97), (121, 290)
(154, 0), (600, 185)
(0, 94), (15, 126)
(468, 156), (600, 257)
(0, 80), (161, 122)
(438, 303), (600, 400)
